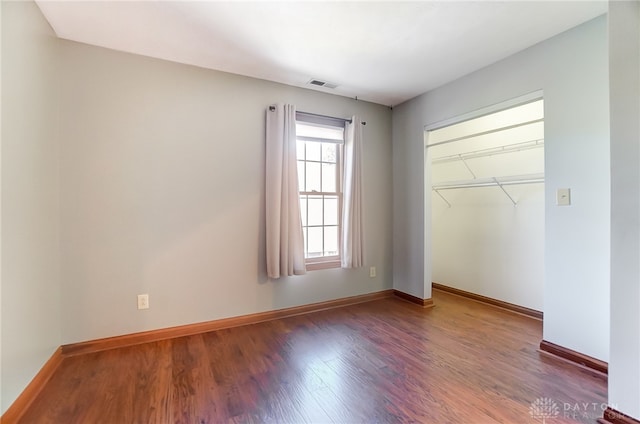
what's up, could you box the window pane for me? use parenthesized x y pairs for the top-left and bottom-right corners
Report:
(299, 195), (307, 226)
(324, 226), (338, 256)
(307, 196), (323, 226)
(307, 227), (323, 258)
(322, 163), (336, 192)
(306, 162), (321, 192)
(297, 161), (305, 191)
(306, 142), (321, 161)
(324, 196), (338, 226)
(322, 143), (336, 163)
(297, 140), (305, 160)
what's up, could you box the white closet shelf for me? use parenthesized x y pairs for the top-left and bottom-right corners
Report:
(431, 139), (544, 165)
(432, 173), (544, 207)
(432, 173), (544, 190)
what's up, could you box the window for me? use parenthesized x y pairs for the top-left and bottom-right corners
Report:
(296, 119), (344, 270)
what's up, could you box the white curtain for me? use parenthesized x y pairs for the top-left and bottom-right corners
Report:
(342, 116), (364, 268)
(265, 104), (306, 278)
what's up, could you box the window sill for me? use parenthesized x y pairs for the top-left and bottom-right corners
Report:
(306, 259), (341, 271)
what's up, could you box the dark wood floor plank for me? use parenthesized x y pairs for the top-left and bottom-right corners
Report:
(18, 290), (607, 423)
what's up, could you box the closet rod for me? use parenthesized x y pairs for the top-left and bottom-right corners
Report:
(432, 173), (544, 191)
(432, 173), (544, 207)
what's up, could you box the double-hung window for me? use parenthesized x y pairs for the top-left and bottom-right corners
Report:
(296, 116), (344, 270)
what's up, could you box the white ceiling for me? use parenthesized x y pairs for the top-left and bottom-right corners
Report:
(36, 1), (607, 106)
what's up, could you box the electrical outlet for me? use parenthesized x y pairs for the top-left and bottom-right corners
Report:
(137, 294), (149, 310)
(369, 266), (376, 278)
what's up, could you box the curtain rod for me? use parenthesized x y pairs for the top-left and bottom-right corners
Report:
(268, 105), (366, 125)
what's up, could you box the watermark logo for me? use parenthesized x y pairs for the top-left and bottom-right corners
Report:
(529, 397), (614, 421)
(529, 397), (560, 422)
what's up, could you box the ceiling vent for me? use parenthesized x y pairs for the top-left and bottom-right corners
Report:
(308, 79), (338, 89)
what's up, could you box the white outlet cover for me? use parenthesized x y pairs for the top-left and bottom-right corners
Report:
(137, 294), (149, 310)
(556, 188), (571, 206)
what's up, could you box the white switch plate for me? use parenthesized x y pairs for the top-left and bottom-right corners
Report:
(137, 294), (149, 310)
(556, 188), (571, 206)
(369, 266), (376, 278)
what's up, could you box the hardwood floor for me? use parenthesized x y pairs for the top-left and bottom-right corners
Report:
(19, 290), (607, 423)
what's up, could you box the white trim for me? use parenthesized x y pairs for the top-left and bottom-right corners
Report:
(426, 118), (543, 148)
(424, 89), (544, 133)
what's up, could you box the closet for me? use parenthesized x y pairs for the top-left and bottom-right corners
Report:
(427, 99), (545, 311)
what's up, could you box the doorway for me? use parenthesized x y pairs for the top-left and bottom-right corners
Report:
(426, 97), (544, 311)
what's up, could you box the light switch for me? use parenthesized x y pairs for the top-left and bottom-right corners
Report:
(556, 188), (571, 206)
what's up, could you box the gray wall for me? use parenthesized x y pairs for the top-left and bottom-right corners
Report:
(1, 1), (62, 412)
(392, 16), (610, 361)
(56, 38), (393, 344)
(609, 1), (640, 419)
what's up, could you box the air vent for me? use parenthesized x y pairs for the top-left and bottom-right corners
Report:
(308, 79), (338, 89)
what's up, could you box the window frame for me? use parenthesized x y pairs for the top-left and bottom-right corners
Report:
(296, 118), (345, 270)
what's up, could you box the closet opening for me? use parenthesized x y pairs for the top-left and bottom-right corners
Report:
(425, 96), (545, 314)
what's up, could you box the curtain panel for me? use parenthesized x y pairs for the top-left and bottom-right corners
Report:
(341, 116), (364, 268)
(265, 104), (306, 278)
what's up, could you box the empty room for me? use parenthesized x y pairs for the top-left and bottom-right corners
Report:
(2, 1), (639, 423)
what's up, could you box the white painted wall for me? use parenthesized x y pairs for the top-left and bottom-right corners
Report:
(608, 1), (640, 420)
(393, 16), (610, 361)
(1, 1), (62, 413)
(431, 183), (544, 311)
(56, 40), (393, 344)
